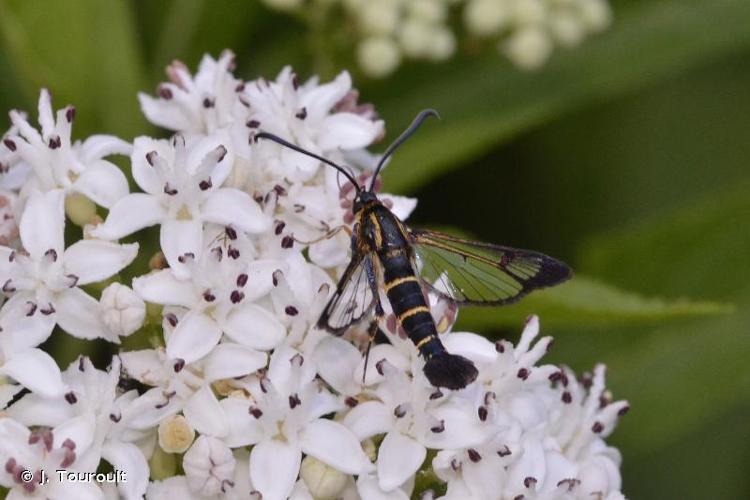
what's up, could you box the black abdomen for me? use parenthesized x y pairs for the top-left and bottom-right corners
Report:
(380, 250), (444, 359)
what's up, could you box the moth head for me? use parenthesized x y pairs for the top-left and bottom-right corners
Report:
(352, 190), (378, 215)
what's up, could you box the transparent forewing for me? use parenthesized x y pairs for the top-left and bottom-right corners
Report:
(410, 229), (572, 305)
(317, 255), (375, 334)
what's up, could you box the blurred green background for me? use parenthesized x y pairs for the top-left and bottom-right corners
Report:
(0, 0), (748, 498)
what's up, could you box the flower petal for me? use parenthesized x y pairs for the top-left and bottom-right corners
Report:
(250, 439), (302, 500)
(299, 419), (373, 475)
(92, 193), (166, 240)
(220, 397), (264, 448)
(78, 134), (132, 163)
(130, 136), (172, 194)
(132, 270), (197, 308)
(160, 219), (203, 279)
(203, 343), (267, 382)
(200, 188), (270, 234)
(223, 304), (285, 351)
(0, 293), (56, 351)
(342, 401), (393, 440)
(0, 348), (66, 397)
(19, 189), (65, 259)
(319, 113), (383, 151)
(441, 333), (499, 365)
(312, 336), (361, 395)
(102, 441), (149, 500)
(183, 385), (228, 438)
(53, 414), (95, 455)
(357, 475), (410, 500)
(300, 71), (351, 121)
(54, 287), (113, 341)
(64, 240), (138, 285)
(166, 311), (221, 363)
(377, 431), (426, 492)
(73, 159), (130, 208)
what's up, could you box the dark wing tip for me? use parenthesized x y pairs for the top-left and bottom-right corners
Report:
(526, 256), (573, 290)
(423, 353), (478, 390)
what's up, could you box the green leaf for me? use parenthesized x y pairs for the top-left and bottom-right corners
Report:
(579, 180), (750, 301)
(0, 0), (149, 138)
(369, 0), (750, 192)
(454, 275), (730, 331)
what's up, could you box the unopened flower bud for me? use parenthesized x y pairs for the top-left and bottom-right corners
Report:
(399, 19), (435, 58)
(158, 414), (195, 453)
(300, 455), (349, 500)
(465, 0), (509, 36)
(183, 436), (236, 496)
(358, 37), (402, 78)
(100, 283), (146, 337)
(502, 26), (553, 70)
(362, 438), (377, 462)
(65, 192), (98, 227)
(359, 0), (399, 35)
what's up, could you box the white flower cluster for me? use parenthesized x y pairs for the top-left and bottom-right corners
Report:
(260, 0), (612, 76)
(0, 51), (627, 500)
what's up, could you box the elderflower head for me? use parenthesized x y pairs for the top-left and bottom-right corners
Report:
(0, 52), (627, 500)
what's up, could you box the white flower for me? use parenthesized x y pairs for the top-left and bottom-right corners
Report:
(93, 133), (270, 277)
(244, 67), (384, 182)
(0, 348), (66, 401)
(7, 357), (151, 500)
(139, 51), (243, 135)
(0, 416), (103, 499)
(227, 346), (374, 500)
(100, 283), (146, 338)
(0, 189), (138, 344)
(0, 191), (19, 247)
(5, 89), (131, 206)
(133, 235), (284, 364)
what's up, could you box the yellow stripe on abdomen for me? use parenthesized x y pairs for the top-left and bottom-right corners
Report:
(384, 275), (419, 293)
(398, 305), (430, 323)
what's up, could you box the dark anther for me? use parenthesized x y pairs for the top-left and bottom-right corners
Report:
(293, 204), (304, 213)
(484, 391), (496, 405)
(557, 478), (581, 491)
(3, 138), (17, 151)
(230, 290), (245, 304)
(591, 422), (604, 434)
(497, 445), (511, 457)
(618, 405), (630, 417)
(165, 313), (178, 327)
(203, 97), (215, 108)
(203, 290), (216, 302)
(249, 406), (263, 419)
(178, 253), (195, 263)
(40, 303), (55, 315)
(345, 396), (359, 408)
(478, 406), (488, 422)
(146, 151), (157, 166)
(273, 185), (287, 196)
(236, 274), (248, 287)
(173, 359), (186, 372)
(548, 371), (562, 383)
(288, 394), (301, 409)
(48, 136), (62, 149)
(109, 413), (121, 423)
(561, 391), (572, 404)
(295, 107), (307, 120)
(66, 274), (79, 288)
(430, 420), (445, 433)
(560, 373), (569, 387)
(228, 247), (240, 259)
(375, 359), (386, 376)
(163, 184), (178, 196)
(5, 458), (16, 474)
(65, 106), (76, 123)
(78, 356), (85, 372)
(285, 306), (298, 316)
(281, 236), (294, 249)
(467, 449), (481, 463)
(199, 178), (212, 191)
(246, 119), (260, 128)
(292, 74), (300, 90)
(62, 438), (76, 451)
(429, 389), (443, 400)
(220, 479), (235, 493)
(517, 368), (530, 381)
(25, 302), (37, 317)
(495, 341), (505, 353)
(274, 220), (286, 235)
(393, 404), (406, 418)
(45, 248), (58, 261)
(65, 392), (78, 404)
(225, 226), (237, 240)
(524, 476), (537, 488)
(158, 86), (173, 99)
(3, 279), (16, 293)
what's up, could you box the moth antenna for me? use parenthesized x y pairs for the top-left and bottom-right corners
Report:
(369, 109), (440, 192)
(255, 132), (361, 192)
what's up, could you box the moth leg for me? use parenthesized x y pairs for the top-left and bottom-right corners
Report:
(293, 224), (352, 245)
(362, 320), (381, 384)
